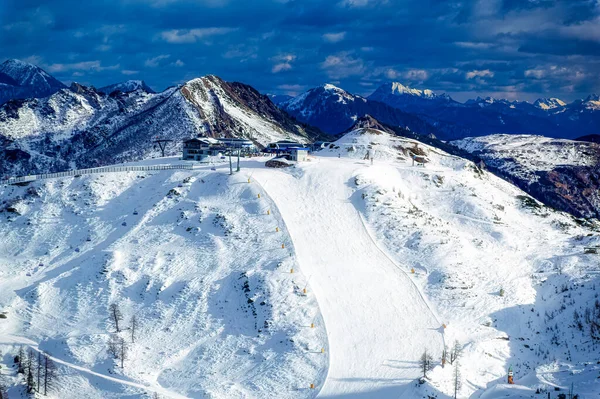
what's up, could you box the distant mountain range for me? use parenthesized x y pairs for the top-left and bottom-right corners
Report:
(274, 81), (599, 140)
(279, 84), (456, 137)
(0, 60), (320, 178)
(98, 80), (155, 95)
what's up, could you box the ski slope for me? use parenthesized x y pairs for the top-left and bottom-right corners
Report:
(252, 158), (444, 398)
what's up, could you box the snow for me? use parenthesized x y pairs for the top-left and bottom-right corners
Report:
(282, 84), (363, 114)
(252, 159), (443, 397)
(534, 98), (566, 110)
(0, 163), (327, 398)
(99, 80), (154, 94)
(452, 134), (598, 182)
(387, 82), (438, 98)
(2, 127), (600, 398)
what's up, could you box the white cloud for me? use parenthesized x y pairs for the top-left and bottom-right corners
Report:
(323, 32), (346, 43)
(46, 61), (119, 73)
(174, 59), (185, 67)
(121, 70), (139, 75)
(339, 0), (388, 7)
(160, 27), (236, 43)
(272, 63), (292, 73)
(381, 68), (429, 81)
(385, 68), (399, 79)
(145, 54), (170, 67)
(271, 54), (296, 73)
(454, 41), (493, 49)
(466, 69), (494, 79)
(321, 53), (365, 79)
(525, 69), (545, 79)
(405, 69), (429, 81)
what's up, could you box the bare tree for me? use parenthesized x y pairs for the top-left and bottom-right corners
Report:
(130, 315), (138, 344)
(453, 361), (461, 399)
(108, 335), (128, 368)
(118, 337), (128, 369)
(109, 303), (123, 332)
(26, 348), (36, 393)
(43, 352), (57, 396)
(37, 350), (43, 392)
(420, 348), (433, 379)
(450, 340), (462, 365)
(16, 346), (25, 374)
(108, 334), (120, 359)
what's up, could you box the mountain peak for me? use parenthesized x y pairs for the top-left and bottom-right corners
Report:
(385, 82), (437, 98)
(0, 59), (63, 88)
(0, 59), (66, 105)
(347, 115), (395, 134)
(323, 83), (344, 92)
(99, 80), (154, 95)
(534, 97), (566, 110)
(367, 82), (454, 115)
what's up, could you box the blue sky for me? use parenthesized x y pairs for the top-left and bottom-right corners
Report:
(1, 0), (599, 102)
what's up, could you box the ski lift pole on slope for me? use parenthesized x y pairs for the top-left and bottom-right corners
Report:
(152, 137), (173, 158)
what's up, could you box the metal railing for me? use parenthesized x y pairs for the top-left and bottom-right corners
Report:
(1, 164), (199, 185)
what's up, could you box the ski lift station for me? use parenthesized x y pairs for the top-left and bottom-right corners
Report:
(216, 137), (256, 154)
(266, 140), (304, 153)
(183, 137), (257, 161)
(182, 138), (224, 161)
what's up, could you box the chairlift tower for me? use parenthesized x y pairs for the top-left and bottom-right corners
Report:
(153, 137), (173, 158)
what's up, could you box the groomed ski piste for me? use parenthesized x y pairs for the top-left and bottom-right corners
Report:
(1, 127), (600, 398)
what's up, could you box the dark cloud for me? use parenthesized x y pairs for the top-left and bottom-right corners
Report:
(0, 0), (598, 102)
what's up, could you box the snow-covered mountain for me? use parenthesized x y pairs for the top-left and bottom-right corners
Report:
(0, 59), (67, 105)
(99, 80), (155, 95)
(368, 82), (600, 139)
(533, 97), (566, 110)
(280, 84), (440, 136)
(453, 134), (600, 219)
(3, 131), (599, 398)
(0, 75), (321, 178)
(367, 81), (456, 114)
